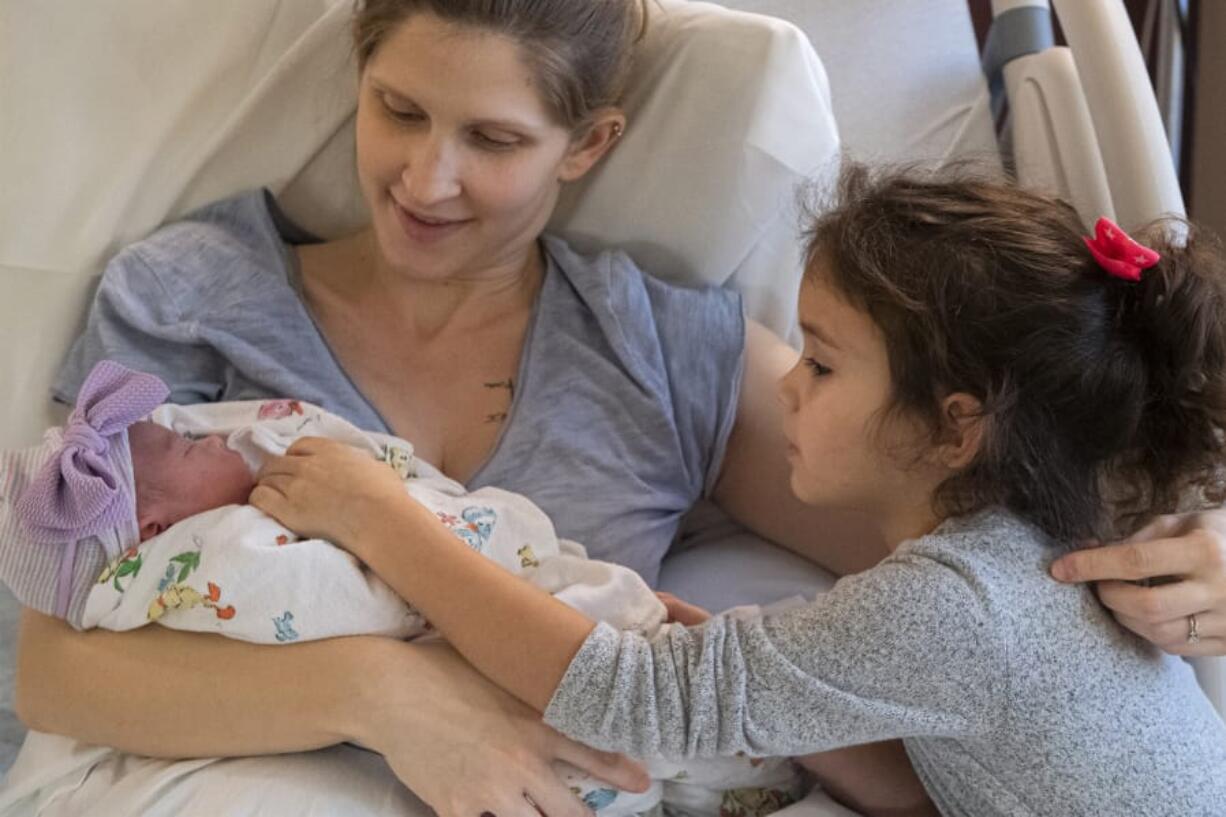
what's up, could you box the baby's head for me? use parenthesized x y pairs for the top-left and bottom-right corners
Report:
(12, 361), (255, 559)
(128, 421), (255, 541)
(781, 161), (1226, 542)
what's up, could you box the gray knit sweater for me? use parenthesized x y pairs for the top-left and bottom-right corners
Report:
(544, 509), (1226, 816)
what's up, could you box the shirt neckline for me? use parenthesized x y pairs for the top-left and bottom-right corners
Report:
(259, 190), (552, 486)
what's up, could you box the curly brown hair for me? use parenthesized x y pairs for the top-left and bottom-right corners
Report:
(803, 162), (1226, 543)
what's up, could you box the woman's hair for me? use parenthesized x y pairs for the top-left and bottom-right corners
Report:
(351, 0), (648, 131)
(803, 161), (1226, 542)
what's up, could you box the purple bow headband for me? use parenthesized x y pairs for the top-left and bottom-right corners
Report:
(16, 360), (168, 546)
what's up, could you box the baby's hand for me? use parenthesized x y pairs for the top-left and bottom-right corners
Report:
(252, 437), (410, 553)
(655, 591), (711, 625)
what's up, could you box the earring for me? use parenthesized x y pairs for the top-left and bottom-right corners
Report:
(611, 123), (624, 140)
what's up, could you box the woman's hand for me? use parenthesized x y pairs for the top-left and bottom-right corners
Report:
(1050, 509), (1226, 655)
(252, 437), (415, 553)
(655, 592), (711, 625)
(358, 640), (650, 817)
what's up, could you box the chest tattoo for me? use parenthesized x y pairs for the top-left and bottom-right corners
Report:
(483, 378), (515, 424)
(483, 378), (515, 397)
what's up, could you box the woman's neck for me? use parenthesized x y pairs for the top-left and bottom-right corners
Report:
(305, 230), (544, 344)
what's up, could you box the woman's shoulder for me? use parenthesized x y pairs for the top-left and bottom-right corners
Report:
(104, 190), (303, 316)
(539, 233), (744, 346)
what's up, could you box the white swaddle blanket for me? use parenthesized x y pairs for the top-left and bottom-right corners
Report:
(83, 399), (665, 643)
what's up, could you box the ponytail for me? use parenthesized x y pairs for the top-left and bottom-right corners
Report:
(1106, 219), (1226, 521)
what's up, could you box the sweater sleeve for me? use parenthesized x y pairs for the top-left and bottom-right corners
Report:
(543, 548), (1007, 759)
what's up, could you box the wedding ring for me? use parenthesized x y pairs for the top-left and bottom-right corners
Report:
(1187, 613), (1201, 645)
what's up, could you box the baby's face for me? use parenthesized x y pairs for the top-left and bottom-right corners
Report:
(128, 421), (256, 541)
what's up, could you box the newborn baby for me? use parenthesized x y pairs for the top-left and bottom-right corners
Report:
(128, 420), (255, 542)
(0, 361), (804, 817)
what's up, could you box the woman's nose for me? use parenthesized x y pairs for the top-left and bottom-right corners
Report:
(403, 137), (461, 205)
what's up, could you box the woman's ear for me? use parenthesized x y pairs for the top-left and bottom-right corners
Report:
(936, 392), (985, 470)
(558, 108), (627, 182)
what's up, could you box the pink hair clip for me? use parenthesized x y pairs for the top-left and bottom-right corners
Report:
(1083, 216), (1161, 282)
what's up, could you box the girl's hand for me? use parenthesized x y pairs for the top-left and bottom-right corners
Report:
(360, 640), (651, 817)
(1050, 509), (1226, 655)
(655, 591), (711, 625)
(252, 437), (414, 552)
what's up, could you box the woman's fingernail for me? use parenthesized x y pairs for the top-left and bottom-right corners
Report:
(1050, 561), (1070, 582)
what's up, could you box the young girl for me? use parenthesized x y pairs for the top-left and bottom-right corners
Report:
(252, 164), (1226, 816)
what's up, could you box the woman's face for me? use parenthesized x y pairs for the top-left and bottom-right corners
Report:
(355, 13), (594, 281)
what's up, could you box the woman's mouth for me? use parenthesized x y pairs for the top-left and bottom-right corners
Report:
(393, 200), (471, 244)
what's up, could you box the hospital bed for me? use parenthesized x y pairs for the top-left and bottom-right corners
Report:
(0, 0), (1219, 808)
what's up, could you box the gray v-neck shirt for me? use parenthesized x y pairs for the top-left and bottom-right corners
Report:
(50, 190), (744, 587)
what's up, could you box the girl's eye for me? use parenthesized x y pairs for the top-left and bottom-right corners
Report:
(803, 357), (832, 377)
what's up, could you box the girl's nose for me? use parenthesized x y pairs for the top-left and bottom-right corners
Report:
(777, 362), (801, 412)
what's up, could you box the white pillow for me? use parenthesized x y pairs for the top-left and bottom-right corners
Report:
(0, 0), (837, 448)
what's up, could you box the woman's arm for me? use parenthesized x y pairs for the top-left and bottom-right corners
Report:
(15, 608), (647, 817)
(712, 321), (887, 577)
(15, 608), (375, 756)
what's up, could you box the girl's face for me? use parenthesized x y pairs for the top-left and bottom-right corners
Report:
(778, 273), (938, 526)
(355, 13), (604, 282)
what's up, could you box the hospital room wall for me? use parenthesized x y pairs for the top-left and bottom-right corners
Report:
(1189, 2), (1226, 241)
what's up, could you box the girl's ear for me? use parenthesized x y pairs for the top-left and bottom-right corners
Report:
(936, 392), (985, 470)
(558, 108), (627, 182)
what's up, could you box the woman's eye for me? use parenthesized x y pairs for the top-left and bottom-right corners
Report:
(471, 130), (519, 151)
(803, 357), (832, 377)
(382, 97), (424, 123)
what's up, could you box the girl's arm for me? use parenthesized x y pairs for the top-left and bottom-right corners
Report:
(253, 453), (1001, 758)
(254, 457), (592, 712)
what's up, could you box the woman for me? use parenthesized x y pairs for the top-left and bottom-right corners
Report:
(11, 2), (1226, 815)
